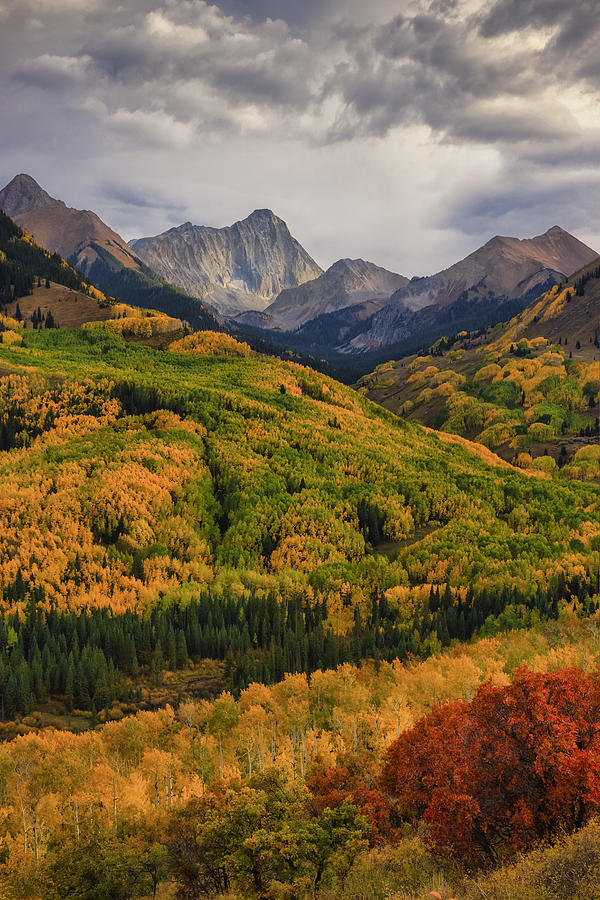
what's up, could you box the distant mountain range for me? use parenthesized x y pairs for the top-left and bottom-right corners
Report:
(359, 254), (600, 467)
(0, 174), (219, 331)
(345, 226), (598, 353)
(130, 210), (323, 315)
(233, 226), (597, 375)
(1, 174), (597, 371)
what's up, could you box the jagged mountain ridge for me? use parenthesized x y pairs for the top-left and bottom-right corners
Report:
(0, 175), (221, 331)
(130, 210), (324, 315)
(2, 176), (597, 367)
(254, 257), (409, 331)
(348, 226), (598, 352)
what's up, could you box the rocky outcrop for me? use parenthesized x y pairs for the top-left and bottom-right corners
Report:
(130, 209), (323, 315)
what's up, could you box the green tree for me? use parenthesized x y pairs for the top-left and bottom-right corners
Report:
(208, 692), (239, 777)
(44, 833), (154, 899)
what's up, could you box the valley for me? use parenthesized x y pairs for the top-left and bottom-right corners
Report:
(0, 178), (598, 900)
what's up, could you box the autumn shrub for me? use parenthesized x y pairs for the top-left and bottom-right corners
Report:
(165, 769), (369, 899)
(381, 668), (600, 864)
(41, 831), (168, 900)
(169, 330), (252, 356)
(462, 819), (600, 900)
(307, 756), (392, 844)
(318, 836), (443, 900)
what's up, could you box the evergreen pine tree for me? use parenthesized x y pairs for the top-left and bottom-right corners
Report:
(176, 631), (188, 668)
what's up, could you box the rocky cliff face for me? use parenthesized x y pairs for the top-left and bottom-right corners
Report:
(347, 227), (599, 352)
(261, 258), (408, 330)
(130, 209), (323, 315)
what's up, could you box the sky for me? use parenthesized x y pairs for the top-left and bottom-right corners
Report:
(0, 0), (599, 275)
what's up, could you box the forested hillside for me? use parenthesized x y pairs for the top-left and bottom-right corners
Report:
(0, 211), (103, 305)
(361, 276), (600, 474)
(0, 322), (598, 722)
(2, 614), (600, 899)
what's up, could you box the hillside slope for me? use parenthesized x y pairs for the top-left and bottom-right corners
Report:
(360, 259), (600, 473)
(0, 174), (145, 276)
(0, 326), (597, 624)
(0, 209), (105, 304)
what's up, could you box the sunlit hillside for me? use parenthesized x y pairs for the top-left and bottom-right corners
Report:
(2, 612), (600, 899)
(360, 269), (600, 476)
(2, 325), (597, 610)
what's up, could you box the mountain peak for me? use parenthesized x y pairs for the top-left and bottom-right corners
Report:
(131, 208), (323, 315)
(0, 173), (58, 218)
(329, 257), (361, 269)
(6, 173), (44, 191)
(247, 208), (276, 219)
(244, 208), (281, 227)
(263, 256), (408, 330)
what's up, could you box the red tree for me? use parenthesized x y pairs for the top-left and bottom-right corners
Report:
(380, 668), (600, 862)
(308, 760), (392, 844)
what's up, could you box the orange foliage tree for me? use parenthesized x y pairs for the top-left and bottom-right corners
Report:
(381, 668), (600, 863)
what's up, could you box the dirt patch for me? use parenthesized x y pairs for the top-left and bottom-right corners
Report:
(5, 282), (114, 329)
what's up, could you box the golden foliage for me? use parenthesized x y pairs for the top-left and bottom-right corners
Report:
(169, 331), (253, 357)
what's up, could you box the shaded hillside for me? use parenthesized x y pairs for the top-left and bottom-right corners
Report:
(83, 245), (221, 331)
(486, 256), (600, 352)
(360, 262), (600, 474)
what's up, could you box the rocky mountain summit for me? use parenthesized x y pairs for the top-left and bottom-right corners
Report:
(259, 257), (408, 331)
(346, 226), (599, 352)
(0, 173), (57, 218)
(130, 209), (323, 315)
